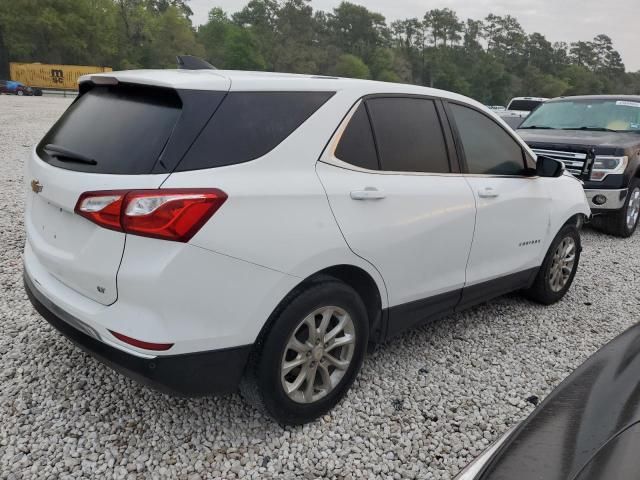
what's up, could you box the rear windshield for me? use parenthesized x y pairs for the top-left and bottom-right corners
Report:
(37, 85), (182, 174)
(176, 91), (334, 171)
(508, 99), (543, 112)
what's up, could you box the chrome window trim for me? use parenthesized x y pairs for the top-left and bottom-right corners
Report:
(320, 99), (537, 179)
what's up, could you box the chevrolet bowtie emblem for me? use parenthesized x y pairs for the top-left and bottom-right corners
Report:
(31, 179), (43, 193)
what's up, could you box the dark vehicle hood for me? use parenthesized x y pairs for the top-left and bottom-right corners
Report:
(573, 421), (640, 479)
(518, 129), (640, 153)
(478, 322), (640, 480)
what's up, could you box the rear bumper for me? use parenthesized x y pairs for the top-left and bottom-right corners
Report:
(24, 270), (252, 396)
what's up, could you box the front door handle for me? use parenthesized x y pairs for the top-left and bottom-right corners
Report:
(350, 187), (386, 200)
(478, 187), (499, 198)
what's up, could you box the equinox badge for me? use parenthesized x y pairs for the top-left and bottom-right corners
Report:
(31, 179), (43, 194)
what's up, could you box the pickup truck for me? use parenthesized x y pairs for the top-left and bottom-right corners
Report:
(498, 97), (548, 129)
(518, 95), (640, 237)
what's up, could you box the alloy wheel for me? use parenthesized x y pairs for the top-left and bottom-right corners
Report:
(280, 306), (356, 404)
(626, 187), (640, 231)
(548, 237), (576, 292)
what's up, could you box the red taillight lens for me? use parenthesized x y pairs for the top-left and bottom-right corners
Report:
(109, 330), (174, 351)
(122, 189), (227, 242)
(74, 189), (227, 242)
(75, 191), (126, 232)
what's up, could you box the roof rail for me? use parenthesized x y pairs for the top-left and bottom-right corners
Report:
(176, 55), (216, 70)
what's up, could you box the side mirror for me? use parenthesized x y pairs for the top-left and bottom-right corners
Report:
(536, 155), (565, 178)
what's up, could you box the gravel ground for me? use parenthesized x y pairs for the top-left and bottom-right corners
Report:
(1, 95), (639, 480)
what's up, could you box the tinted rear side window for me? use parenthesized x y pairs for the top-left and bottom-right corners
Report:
(366, 97), (450, 173)
(177, 91), (334, 171)
(450, 103), (525, 175)
(334, 103), (379, 170)
(37, 85), (181, 174)
(508, 99), (543, 111)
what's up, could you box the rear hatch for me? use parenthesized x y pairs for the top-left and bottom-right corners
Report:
(25, 75), (229, 305)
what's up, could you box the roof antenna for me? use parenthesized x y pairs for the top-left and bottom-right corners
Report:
(176, 55), (216, 70)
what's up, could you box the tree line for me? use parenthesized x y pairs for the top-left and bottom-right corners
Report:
(1, 0), (639, 105)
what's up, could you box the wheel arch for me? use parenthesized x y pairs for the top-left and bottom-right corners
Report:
(310, 265), (385, 343)
(254, 264), (387, 348)
(562, 212), (588, 229)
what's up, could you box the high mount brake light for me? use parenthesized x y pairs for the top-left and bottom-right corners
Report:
(74, 189), (227, 242)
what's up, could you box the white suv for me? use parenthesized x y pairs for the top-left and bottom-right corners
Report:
(23, 70), (590, 424)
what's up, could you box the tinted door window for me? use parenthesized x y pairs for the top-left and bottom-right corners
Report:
(450, 103), (525, 175)
(334, 103), (379, 170)
(177, 91), (334, 171)
(366, 97), (450, 173)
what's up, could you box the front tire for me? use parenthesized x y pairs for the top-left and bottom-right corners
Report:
(524, 224), (581, 305)
(591, 179), (640, 238)
(240, 279), (369, 425)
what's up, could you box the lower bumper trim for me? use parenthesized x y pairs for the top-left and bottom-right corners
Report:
(584, 188), (628, 210)
(24, 271), (252, 396)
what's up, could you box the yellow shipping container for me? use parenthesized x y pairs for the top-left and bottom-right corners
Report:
(9, 62), (113, 90)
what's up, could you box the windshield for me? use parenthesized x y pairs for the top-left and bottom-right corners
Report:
(508, 100), (543, 111)
(520, 99), (640, 132)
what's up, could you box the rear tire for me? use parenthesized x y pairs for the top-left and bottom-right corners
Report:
(524, 224), (581, 305)
(240, 279), (369, 425)
(591, 179), (640, 238)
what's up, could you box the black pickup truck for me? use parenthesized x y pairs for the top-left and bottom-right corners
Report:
(517, 95), (640, 237)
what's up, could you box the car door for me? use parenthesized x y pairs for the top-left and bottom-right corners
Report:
(445, 101), (552, 305)
(316, 96), (477, 336)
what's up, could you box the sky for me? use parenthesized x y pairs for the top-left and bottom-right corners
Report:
(188, 0), (640, 72)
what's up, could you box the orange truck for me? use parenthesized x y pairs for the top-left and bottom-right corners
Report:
(9, 62), (112, 90)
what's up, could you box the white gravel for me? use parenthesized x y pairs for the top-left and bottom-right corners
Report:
(1, 95), (639, 479)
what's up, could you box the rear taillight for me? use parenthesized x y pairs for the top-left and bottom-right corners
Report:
(75, 189), (227, 242)
(75, 191), (124, 231)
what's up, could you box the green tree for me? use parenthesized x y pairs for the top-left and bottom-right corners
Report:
(462, 19), (483, 52)
(328, 2), (389, 65)
(569, 41), (596, 69)
(483, 14), (526, 68)
(0, 0), (119, 66)
(525, 33), (555, 73)
(331, 53), (370, 79)
(232, 0), (279, 69)
(561, 64), (605, 94)
(199, 8), (265, 69)
(592, 34), (625, 74)
(519, 65), (568, 97)
(224, 28), (267, 70)
(0, 0), (636, 103)
(271, 0), (318, 72)
(140, 5), (202, 68)
(197, 8), (230, 67)
(423, 8), (462, 47)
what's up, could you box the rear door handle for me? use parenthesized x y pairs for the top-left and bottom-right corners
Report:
(350, 187), (386, 200)
(478, 187), (499, 198)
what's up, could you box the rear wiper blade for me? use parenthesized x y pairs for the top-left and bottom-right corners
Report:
(43, 144), (97, 165)
(562, 127), (617, 132)
(519, 125), (555, 129)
